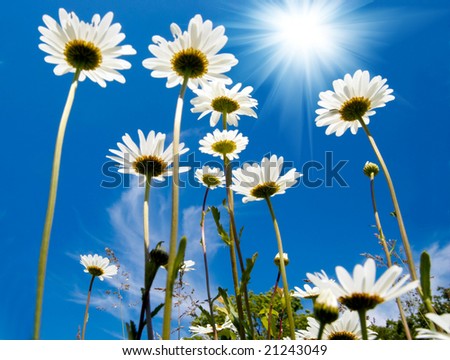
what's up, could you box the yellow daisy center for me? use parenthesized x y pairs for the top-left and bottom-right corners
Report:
(250, 181), (280, 199)
(87, 266), (105, 277)
(133, 155), (167, 177)
(328, 331), (359, 340)
(211, 140), (237, 155)
(202, 174), (222, 187)
(211, 96), (240, 114)
(339, 96), (371, 121)
(171, 47), (209, 78)
(339, 293), (384, 311)
(64, 39), (103, 70)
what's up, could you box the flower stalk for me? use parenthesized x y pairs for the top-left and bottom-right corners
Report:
(200, 187), (218, 340)
(34, 69), (81, 340)
(143, 175), (154, 339)
(81, 275), (96, 340)
(367, 168), (412, 340)
(162, 74), (189, 339)
(264, 196), (296, 340)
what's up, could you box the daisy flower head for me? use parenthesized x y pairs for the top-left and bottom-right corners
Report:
(274, 252), (289, 267)
(107, 130), (190, 181)
(142, 14), (238, 90)
(195, 166), (225, 189)
(180, 260), (196, 273)
(416, 313), (450, 340)
(293, 284), (321, 299)
(80, 254), (118, 281)
(199, 129), (248, 161)
(296, 311), (377, 340)
(315, 70), (395, 136)
(231, 154), (302, 203)
(308, 258), (419, 312)
(191, 81), (258, 127)
(38, 8), (136, 87)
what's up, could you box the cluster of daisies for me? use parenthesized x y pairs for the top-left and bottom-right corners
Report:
(38, 8), (450, 341)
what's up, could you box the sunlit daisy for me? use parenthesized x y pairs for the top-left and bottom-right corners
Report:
(180, 260), (196, 273)
(231, 154), (302, 203)
(195, 166), (225, 189)
(39, 8), (136, 87)
(296, 311), (377, 340)
(191, 81), (258, 127)
(315, 70), (394, 136)
(293, 284), (321, 299)
(142, 14), (238, 90)
(274, 252), (289, 267)
(80, 254), (118, 281)
(199, 129), (248, 161)
(189, 317), (237, 338)
(307, 258), (419, 312)
(107, 130), (190, 181)
(416, 313), (450, 340)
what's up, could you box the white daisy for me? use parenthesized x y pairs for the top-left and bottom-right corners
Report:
(191, 81), (258, 127)
(39, 8), (136, 87)
(307, 258), (419, 311)
(107, 130), (190, 181)
(416, 313), (450, 340)
(296, 311), (377, 340)
(315, 70), (395, 136)
(195, 166), (225, 189)
(293, 284), (321, 299)
(231, 154), (302, 203)
(189, 317), (237, 338)
(142, 14), (238, 90)
(180, 260), (196, 272)
(80, 254), (118, 281)
(199, 129), (248, 161)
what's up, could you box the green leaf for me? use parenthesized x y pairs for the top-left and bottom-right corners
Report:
(126, 320), (137, 340)
(150, 303), (164, 319)
(240, 252), (258, 292)
(211, 206), (231, 246)
(420, 251), (432, 301)
(390, 211), (397, 218)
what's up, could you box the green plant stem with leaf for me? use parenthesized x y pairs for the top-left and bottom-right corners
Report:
(267, 270), (281, 340)
(368, 172), (412, 340)
(264, 196), (296, 340)
(200, 187), (218, 340)
(221, 112), (254, 339)
(34, 69), (81, 340)
(163, 75), (189, 340)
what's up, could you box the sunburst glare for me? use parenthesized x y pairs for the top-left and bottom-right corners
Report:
(229, 0), (388, 139)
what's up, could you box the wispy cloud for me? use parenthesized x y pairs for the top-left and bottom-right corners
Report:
(69, 176), (227, 338)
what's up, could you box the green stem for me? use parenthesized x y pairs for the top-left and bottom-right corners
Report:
(317, 322), (325, 340)
(222, 112), (253, 339)
(357, 309), (368, 340)
(33, 69), (81, 340)
(200, 187), (218, 340)
(143, 176), (154, 339)
(162, 75), (189, 340)
(369, 174), (412, 340)
(81, 275), (95, 340)
(358, 119), (417, 283)
(267, 270), (281, 340)
(264, 196), (296, 340)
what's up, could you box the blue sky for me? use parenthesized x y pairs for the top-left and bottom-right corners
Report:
(1, 0), (449, 340)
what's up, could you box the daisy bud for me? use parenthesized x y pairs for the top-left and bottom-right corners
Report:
(274, 253), (289, 267)
(149, 247), (169, 267)
(314, 288), (339, 325)
(363, 161), (379, 178)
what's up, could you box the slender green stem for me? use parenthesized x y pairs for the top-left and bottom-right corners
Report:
(222, 112), (254, 339)
(200, 187), (218, 340)
(369, 174), (412, 340)
(317, 322), (325, 340)
(81, 275), (96, 340)
(264, 196), (296, 340)
(143, 176), (154, 339)
(267, 270), (281, 340)
(358, 118), (418, 283)
(33, 69), (81, 340)
(162, 75), (189, 339)
(357, 309), (368, 340)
